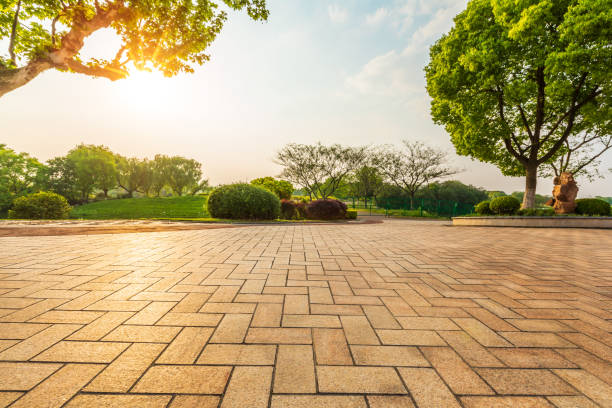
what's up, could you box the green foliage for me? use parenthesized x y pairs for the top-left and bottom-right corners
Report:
(575, 198), (611, 216)
(8, 192), (71, 219)
(251, 177), (293, 200)
(474, 201), (493, 215)
(489, 196), (521, 215)
(279, 199), (304, 220)
(306, 199), (347, 220)
(38, 156), (80, 204)
(511, 191), (550, 207)
(70, 196), (208, 219)
(517, 208), (556, 216)
(487, 191), (506, 200)
(0, 0), (268, 96)
(416, 180), (488, 205)
(346, 210), (357, 220)
(0, 144), (43, 213)
(67, 144), (118, 200)
(207, 183), (280, 220)
(594, 196), (612, 204)
(115, 156), (148, 197)
(426, 0), (611, 208)
(347, 166), (384, 199)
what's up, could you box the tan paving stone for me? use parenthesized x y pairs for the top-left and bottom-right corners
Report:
(274, 345), (316, 393)
(396, 316), (460, 330)
(284, 294), (309, 314)
(501, 332), (576, 348)
(313, 328), (352, 365)
(169, 396), (220, 408)
(546, 396), (600, 408)
(398, 367), (460, 407)
(210, 313), (251, 343)
(341, 315), (379, 345)
(282, 314), (341, 328)
(246, 327), (311, 344)
(197, 344), (276, 365)
(363, 305), (401, 329)
(10, 364), (103, 408)
(84, 343), (164, 392)
(490, 348), (577, 368)
(367, 396), (416, 408)
(157, 327), (213, 364)
(0, 324), (81, 360)
(554, 348), (612, 384)
(552, 369), (612, 407)
(32, 340), (129, 363)
(251, 303), (282, 327)
(0, 322), (50, 339)
(460, 396), (555, 407)
(421, 346), (494, 394)
(0, 362), (61, 390)
(102, 324), (180, 342)
(67, 311), (133, 341)
(0, 392), (22, 407)
(200, 302), (256, 314)
(270, 395), (366, 408)
(377, 329), (446, 346)
(172, 293), (211, 313)
(317, 366), (406, 394)
(132, 365), (231, 393)
(221, 366), (272, 408)
(476, 368), (579, 395)
(65, 394), (171, 407)
(351, 345), (429, 366)
(437, 330), (504, 367)
(156, 312), (223, 326)
(28, 310), (103, 324)
(453, 317), (512, 347)
(123, 301), (176, 325)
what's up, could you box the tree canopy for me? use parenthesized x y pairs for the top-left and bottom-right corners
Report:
(426, 0), (611, 208)
(0, 144), (42, 213)
(0, 0), (268, 97)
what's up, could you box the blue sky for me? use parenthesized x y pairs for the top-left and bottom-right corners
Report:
(1, 0), (610, 196)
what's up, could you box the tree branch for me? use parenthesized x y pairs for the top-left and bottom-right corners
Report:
(8, 0), (22, 65)
(496, 87), (528, 164)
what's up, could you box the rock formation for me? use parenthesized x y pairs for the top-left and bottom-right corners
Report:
(551, 172), (579, 214)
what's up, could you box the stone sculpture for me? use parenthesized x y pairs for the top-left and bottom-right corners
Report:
(550, 172), (579, 214)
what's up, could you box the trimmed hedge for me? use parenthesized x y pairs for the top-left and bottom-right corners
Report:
(346, 210), (358, 219)
(8, 192), (71, 219)
(489, 196), (520, 215)
(306, 199), (347, 220)
(575, 198), (611, 216)
(517, 208), (555, 216)
(207, 183), (280, 220)
(474, 200), (492, 215)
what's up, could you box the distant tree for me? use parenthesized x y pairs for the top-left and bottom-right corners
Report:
(276, 143), (368, 199)
(250, 177), (293, 200)
(116, 156), (146, 197)
(39, 156), (80, 204)
(149, 155), (169, 197)
(350, 166), (384, 199)
(0, 0), (268, 98)
(66, 144), (117, 200)
(159, 155), (203, 196)
(487, 191), (506, 200)
(0, 144), (43, 212)
(510, 191), (550, 207)
(426, 0), (611, 209)
(416, 180), (488, 205)
(373, 141), (458, 208)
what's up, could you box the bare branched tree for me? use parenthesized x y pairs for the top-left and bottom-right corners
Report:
(541, 127), (612, 182)
(275, 143), (368, 199)
(373, 140), (459, 207)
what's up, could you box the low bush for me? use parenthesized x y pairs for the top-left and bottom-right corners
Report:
(8, 192), (71, 219)
(306, 199), (347, 220)
(346, 210), (358, 219)
(250, 177), (294, 200)
(517, 208), (555, 216)
(207, 183), (280, 220)
(474, 200), (492, 215)
(575, 198), (611, 216)
(489, 196), (520, 215)
(280, 199), (298, 220)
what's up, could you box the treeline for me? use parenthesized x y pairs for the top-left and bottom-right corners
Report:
(1, 144), (207, 212)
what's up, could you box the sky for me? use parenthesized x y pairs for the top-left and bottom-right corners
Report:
(1, 0), (610, 197)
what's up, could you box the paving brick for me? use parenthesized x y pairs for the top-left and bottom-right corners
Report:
(398, 367), (460, 407)
(156, 312), (223, 326)
(351, 345), (429, 366)
(0, 324), (81, 360)
(317, 366), (406, 394)
(67, 311), (133, 341)
(476, 368), (578, 395)
(396, 316), (459, 330)
(546, 396), (599, 408)
(0, 322), (50, 339)
(221, 366), (272, 408)
(132, 365), (231, 394)
(453, 318), (512, 347)
(157, 327), (213, 364)
(490, 348), (576, 368)
(421, 347), (494, 394)
(124, 301), (175, 325)
(367, 396), (416, 408)
(210, 314), (251, 343)
(102, 325), (180, 342)
(32, 340), (129, 363)
(363, 305), (401, 329)
(313, 328), (352, 365)
(377, 329), (446, 346)
(0, 362), (61, 390)
(554, 348), (612, 384)
(197, 344), (276, 365)
(10, 364), (103, 408)
(552, 369), (612, 407)
(65, 394), (171, 407)
(246, 327), (312, 344)
(460, 396), (555, 407)
(274, 345), (316, 393)
(29, 310), (103, 324)
(501, 332), (576, 348)
(271, 395), (366, 408)
(437, 330), (504, 367)
(282, 314), (341, 328)
(340, 316), (379, 345)
(170, 396), (220, 408)
(251, 303), (282, 327)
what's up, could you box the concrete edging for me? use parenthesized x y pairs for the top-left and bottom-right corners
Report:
(452, 216), (612, 229)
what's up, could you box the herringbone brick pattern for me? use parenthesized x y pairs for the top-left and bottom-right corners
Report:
(0, 220), (611, 407)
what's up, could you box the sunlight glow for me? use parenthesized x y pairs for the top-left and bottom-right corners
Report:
(113, 69), (178, 112)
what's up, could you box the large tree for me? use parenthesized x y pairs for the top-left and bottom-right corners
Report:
(0, 0), (268, 97)
(426, 0), (611, 208)
(0, 144), (43, 212)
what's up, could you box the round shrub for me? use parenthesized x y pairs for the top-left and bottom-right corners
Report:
(346, 210), (358, 220)
(280, 199), (298, 220)
(306, 199), (347, 220)
(207, 183), (280, 220)
(8, 192), (71, 219)
(575, 198), (611, 216)
(489, 196), (520, 215)
(474, 200), (492, 215)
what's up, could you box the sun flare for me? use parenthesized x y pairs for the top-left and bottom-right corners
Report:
(115, 69), (176, 112)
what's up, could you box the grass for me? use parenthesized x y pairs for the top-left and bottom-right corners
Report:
(70, 196), (209, 219)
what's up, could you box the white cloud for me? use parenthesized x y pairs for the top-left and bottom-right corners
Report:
(366, 8), (389, 26)
(328, 5), (348, 24)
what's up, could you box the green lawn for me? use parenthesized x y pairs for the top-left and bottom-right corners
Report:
(70, 196), (209, 219)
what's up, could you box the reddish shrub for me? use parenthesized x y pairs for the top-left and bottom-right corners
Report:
(306, 199), (347, 220)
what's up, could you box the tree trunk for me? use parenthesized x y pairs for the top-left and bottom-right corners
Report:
(522, 164), (538, 209)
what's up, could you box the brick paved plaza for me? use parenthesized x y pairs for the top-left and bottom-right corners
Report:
(0, 220), (611, 407)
